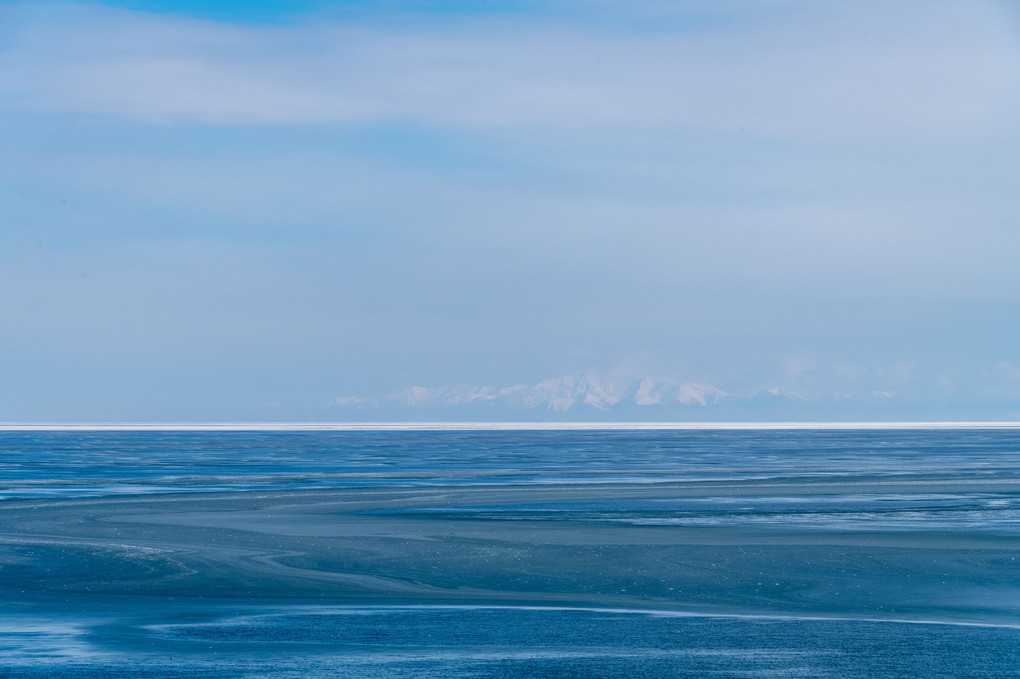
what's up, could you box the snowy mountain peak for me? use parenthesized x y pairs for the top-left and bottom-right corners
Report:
(330, 373), (731, 414)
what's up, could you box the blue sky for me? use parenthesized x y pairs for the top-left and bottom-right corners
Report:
(3, 0), (1020, 420)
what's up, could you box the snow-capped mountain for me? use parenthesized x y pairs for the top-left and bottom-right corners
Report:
(330, 373), (732, 416)
(327, 373), (927, 421)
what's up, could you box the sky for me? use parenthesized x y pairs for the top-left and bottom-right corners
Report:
(2, 0), (1020, 421)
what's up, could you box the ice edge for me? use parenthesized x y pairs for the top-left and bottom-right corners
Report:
(1, 422), (1020, 431)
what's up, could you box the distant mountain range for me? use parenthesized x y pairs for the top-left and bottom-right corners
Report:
(328, 373), (825, 420)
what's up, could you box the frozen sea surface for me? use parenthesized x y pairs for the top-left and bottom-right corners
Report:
(1, 429), (1019, 677)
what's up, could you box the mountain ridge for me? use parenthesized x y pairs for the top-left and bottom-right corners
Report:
(330, 373), (760, 414)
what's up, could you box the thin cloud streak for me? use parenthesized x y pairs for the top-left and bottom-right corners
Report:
(3, 1), (1020, 139)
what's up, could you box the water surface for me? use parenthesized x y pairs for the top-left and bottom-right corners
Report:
(1, 429), (1018, 677)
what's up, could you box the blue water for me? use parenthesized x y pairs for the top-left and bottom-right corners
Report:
(1, 429), (1018, 677)
(3, 428), (1019, 496)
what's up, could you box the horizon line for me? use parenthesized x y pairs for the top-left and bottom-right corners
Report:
(2, 421), (1020, 431)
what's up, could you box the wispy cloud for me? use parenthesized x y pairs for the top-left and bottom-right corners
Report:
(3, 1), (1019, 139)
